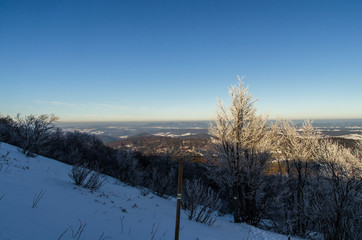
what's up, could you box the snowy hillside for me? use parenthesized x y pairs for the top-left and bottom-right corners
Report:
(0, 142), (300, 240)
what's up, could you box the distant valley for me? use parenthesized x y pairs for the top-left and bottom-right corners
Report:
(57, 121), (210, 143)
(57, 119), (362, 142)
(57, 119), (362, 161)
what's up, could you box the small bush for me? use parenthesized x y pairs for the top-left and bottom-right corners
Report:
(149, 167), (176, 197)
(69, 165), (105, 191)
(83, 171), (105, 190)
(181, 178), (221, 225)
(69, 165), (91, 186)
(117, 150), (143, 186)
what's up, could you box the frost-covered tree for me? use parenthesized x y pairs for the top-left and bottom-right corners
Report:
(313, 138), (362, 240)
(208, 77), (272, 224)
(271, 120), (320, 236)
(271, 120), (362, 239)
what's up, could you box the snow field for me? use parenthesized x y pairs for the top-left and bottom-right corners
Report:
(0, 142), (302, 240)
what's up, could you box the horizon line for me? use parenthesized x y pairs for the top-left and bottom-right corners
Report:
(57, 117), (362, 123)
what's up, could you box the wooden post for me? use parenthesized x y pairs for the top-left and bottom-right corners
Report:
(174, 158), (184, 240)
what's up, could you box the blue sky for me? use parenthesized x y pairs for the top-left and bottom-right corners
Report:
(1, 0), (361, 121)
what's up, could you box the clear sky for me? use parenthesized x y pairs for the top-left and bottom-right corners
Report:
(1, 0), (361, 122)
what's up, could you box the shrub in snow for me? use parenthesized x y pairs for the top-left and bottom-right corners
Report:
(69, 164), (91, 186)
(83, 171), (105, 190)
(138, 187), (151, 196)
(69, 164), (105, 191)
(181, 178), (221, 225)
(149, 166), (176, 197)
(117, 150), (143, 186)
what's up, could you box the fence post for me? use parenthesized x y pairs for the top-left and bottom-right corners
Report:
(174, 158), (184, 240)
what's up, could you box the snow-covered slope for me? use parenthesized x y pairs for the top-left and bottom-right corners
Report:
(0, 142), (300, 240)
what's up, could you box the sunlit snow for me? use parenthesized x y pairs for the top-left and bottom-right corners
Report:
(0, 142), (303, 240)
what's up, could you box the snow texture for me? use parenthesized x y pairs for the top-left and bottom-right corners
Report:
(0, 142), (302, 240)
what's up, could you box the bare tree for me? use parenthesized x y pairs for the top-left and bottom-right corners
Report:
(0, 115), (16, 143)
(14, 114), (59, 157)
(208, 77), (272, 224)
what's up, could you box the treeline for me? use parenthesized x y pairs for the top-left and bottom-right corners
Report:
(1, 102), (361, 240)
(0, 113), (207, 200)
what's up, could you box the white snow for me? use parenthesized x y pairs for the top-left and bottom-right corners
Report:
(91, 131), (105, 135)
(346, 126), (362, 129)
(76, 128), (97, 133)
(0, 142), (301, 240)
(339, 134), (362, 140)
(153, 132), (197, 138)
